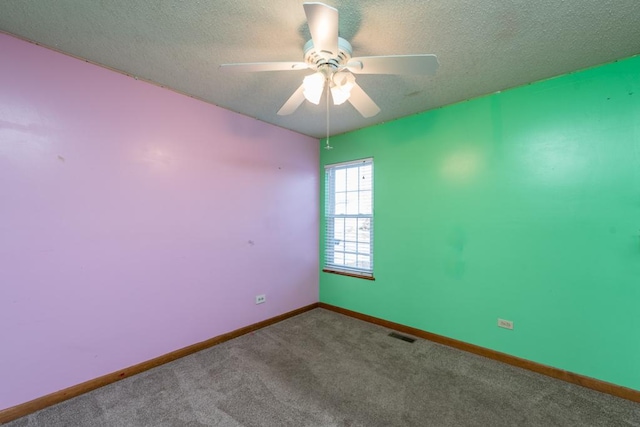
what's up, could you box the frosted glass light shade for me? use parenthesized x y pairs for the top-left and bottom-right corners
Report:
(303, 72), (325, 104)
(330, 72), (355, 105)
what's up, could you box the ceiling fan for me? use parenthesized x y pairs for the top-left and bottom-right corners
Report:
(220, 2), (439, 118)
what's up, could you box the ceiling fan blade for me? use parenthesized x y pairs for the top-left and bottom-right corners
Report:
(277, 84), (306, 116)
(219, 62), (309, 73)
(303, 2), (339, 58)
(348, 82), (381, 118)
(347, 54), (439, 75)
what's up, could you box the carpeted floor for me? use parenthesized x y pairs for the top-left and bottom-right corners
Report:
(6, 308), (640, 426)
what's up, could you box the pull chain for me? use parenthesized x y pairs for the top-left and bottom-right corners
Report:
(325, 78), (333, 150)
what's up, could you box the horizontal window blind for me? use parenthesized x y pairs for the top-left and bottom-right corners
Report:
(324, 158), (373, 277)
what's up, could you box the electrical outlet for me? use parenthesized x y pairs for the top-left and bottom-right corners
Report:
(255, 294), (266, 305)
(498, 318), (514, 330)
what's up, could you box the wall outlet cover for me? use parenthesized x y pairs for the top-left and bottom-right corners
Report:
(498, 318), (514, 330)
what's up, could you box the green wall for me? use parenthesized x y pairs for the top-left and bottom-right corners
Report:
(320, 55), (640, 391)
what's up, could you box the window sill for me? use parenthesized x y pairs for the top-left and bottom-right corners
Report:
(322, 268), (375, 281)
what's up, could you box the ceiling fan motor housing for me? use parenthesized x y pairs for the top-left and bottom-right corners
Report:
(303, 37), (353, 74)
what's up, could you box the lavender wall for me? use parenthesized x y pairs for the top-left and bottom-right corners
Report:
(0, 34), (319, 410)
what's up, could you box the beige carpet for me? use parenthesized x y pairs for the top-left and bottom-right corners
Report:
(7, 308), (640, 426)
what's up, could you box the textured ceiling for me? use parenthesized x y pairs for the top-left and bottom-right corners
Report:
(1, 0), (639, 138)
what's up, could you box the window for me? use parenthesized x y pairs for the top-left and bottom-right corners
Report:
(324, 158), (374, 279)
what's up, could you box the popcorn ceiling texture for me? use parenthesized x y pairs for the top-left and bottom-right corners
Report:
(1, 0), (639, 138)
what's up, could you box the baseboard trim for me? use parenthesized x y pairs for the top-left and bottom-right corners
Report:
(318, 302), (640, 404)
(0, 303), (319, 424)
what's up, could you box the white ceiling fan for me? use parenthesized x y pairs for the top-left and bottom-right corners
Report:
(220, 2), (439, 118)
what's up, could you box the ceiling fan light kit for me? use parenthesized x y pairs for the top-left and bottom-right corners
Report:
(220, 2), (439, 119)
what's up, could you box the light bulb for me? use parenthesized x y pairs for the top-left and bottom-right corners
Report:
(303, 72), (325, 105)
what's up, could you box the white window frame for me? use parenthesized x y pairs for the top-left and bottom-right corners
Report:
(324, 158), (374, 278)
